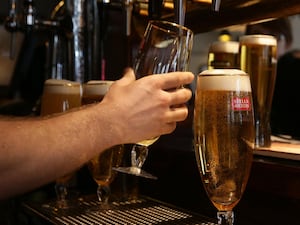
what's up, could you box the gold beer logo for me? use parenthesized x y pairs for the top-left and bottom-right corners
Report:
(232, 97), (251, 111)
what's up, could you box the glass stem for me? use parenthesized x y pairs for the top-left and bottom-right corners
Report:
(97, 184), (111, 204)
(55, 182), (68, 208)
(217, 210), (234, 225)
(131, 144), (148, 168)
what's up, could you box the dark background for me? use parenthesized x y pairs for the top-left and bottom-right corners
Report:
(0, 1), (299, 225)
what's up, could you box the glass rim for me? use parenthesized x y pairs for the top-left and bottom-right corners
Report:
(199, 69), (248, 76)
(44, 79), (81, 87)
(84, 80), (114, 86)
(209, 41), (239, 53)
(239, 34), (277, 46)
(148, 20), (193, 36)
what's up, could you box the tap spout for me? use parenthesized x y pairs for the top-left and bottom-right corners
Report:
(212, 0), (221, 11)
(173, 0), (186, 26)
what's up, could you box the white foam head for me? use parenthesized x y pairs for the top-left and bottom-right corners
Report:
(43, 79), (81, 94)
(197, 69), (252, 92)
(239, 34), (277, 46)
(209, 41), (239, 53)
(83, 80), (113, 96)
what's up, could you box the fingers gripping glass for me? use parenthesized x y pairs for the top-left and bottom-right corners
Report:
(114, 20), (193, 179)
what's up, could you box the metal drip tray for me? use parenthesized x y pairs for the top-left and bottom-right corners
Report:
(22, 195), (217, 225)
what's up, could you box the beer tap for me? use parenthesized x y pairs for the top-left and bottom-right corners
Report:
(23, 0), (36, 28)
(5, 0), (19, 59)
(4, 0), (61, 59)
(5, 0), (101, 83)
(124, 0), (133, 37)
(5, 0), (61, 32)
(212, 0), (221, 12)
(173, 0), (186, 26)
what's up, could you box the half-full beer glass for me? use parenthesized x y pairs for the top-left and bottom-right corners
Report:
(239, 34), (277, 147)
(82, 80), (124, 207)
(40, 79), (82, 209)
(194, 69), (255, 225)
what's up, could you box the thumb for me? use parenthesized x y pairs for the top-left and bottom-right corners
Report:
(117, 67), (136, 85)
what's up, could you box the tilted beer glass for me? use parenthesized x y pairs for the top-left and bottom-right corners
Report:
(114, 20), (193, 179)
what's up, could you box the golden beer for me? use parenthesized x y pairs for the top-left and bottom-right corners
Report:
(82, 80), (113, 105)
(137, 137), (159, 147)
(40, 79), (82, 116)
(239, 34), (277, 147)
(82, 80), (124, 201)
(87, 145), (124, 187)
(194, 69), (254, 212)
(40, 79), (82, 204)
(208, 41), (239, 70)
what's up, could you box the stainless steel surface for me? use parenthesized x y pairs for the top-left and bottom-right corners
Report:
(211, 0), (221, 11)
(23, 195), (218, 224)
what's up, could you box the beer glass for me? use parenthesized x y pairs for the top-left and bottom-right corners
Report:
(40, 79), (82, 209)
(114, 20), (193, 179)
(193, 69), (255, 225)
(239, 34), (277, 147)
(208, 41), (239, 69)
(82, 80), (124, 206)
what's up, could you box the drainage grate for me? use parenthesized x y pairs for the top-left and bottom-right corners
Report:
(23, 196), (217, 225)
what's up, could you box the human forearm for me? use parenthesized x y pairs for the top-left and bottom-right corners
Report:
(0, 106), (117, 199)
(0, 69), (194, 199)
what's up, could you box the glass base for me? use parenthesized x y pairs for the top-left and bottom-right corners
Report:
(217, 210), (234, 225)
(113, 166), (158, 180)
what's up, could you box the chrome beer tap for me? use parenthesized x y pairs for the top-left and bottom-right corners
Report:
(212, 0), (221, 11)
(5, 0), (18, 59)
(5, 0), (101, 83)
(173, 0), (186, 26)
(4, 0), (61, 59)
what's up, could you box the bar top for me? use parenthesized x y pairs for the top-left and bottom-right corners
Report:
(254, 137), (300, 161)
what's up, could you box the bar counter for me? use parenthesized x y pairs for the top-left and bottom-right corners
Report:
(1, 122), (300, 225)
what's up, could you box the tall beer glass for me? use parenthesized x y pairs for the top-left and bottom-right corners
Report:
(239, 34), (277, 147)
(40, 79), (82, 209)
(82, 80), (124, 207)
(208, 41), (239, 69)
(114, 20), (193, 179)
(194, 69), (255, 225)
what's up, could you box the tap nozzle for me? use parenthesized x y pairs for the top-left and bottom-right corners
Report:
(212, 0), (221, 12)
(5, 0), (18, 32)
(23, 0), (36, 27)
